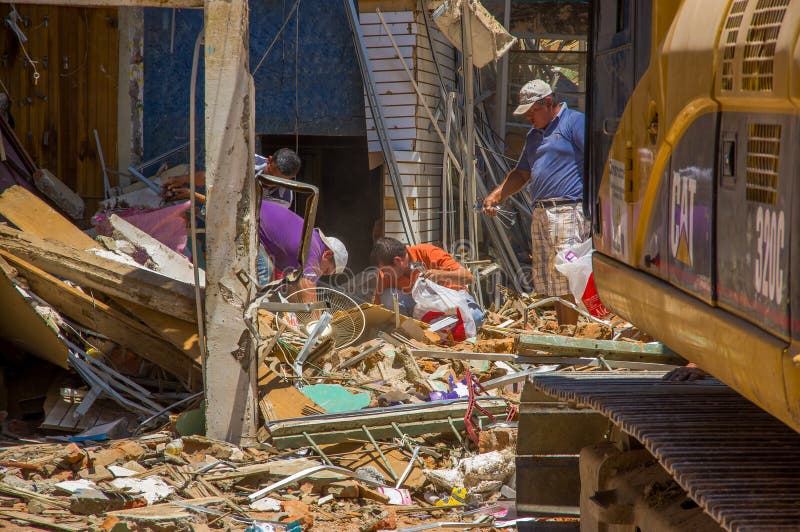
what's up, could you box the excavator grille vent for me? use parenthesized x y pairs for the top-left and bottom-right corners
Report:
(746, 123), (781, 204)
(742, 0), (790, 91)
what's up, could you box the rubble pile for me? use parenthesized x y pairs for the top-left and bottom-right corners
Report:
(0, 144), (677, 530)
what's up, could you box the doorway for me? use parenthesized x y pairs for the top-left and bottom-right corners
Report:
(258, 134), (381, 274)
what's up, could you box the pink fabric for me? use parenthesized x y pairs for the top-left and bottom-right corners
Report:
(93, 201), (191, 254)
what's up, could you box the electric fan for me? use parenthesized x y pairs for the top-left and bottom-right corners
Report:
(278, 287), (366, 349)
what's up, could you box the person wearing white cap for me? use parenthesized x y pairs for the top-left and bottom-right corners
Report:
(482, 79), (589, 325)
(257, 200), (348, 291)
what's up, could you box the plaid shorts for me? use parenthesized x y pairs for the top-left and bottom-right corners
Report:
(530, 202), (591, 296)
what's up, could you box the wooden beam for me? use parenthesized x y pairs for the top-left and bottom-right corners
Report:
(0, 255), (70, 369)
(358, 0), (416, 12)
(516, 335), (684, 364)
(0, 185), (201, 361)
(0, 224), (198, 323)
(203, 0), (259, 445)
(1, 251), (202, 389)
(0, 186), (96, 251)
(0, 0), (201, 8)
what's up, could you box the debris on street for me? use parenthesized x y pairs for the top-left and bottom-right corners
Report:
(0, 1), (687, 530)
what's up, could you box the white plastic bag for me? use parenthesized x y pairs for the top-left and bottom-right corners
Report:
(554, 240), (610, 318)
(412, 278), (477, 339)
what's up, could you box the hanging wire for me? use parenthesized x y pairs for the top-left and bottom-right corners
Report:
(7, 4), (40, 85)
(294, 0), (301, 151)
(252, 0), (301, 75)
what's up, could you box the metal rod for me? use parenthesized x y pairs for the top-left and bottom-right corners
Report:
(136, 391), (205, 433)
(362, 425), (398, 481)
(302, 432), (333, 466)
(395, 446), (421, 489)
(375, 9), (463, 176)
(442, 90), (453, 252)
(93, 129), (111, 200)
(335, 341), (386, 371)
(258, 301), (330, 313)
(134, 142), (189, 173)
(258, 174), (319, 277)
(462, 1), (478, 263)
(248, 464), (385, 502)
(447, 416), (464, 446)
(126, 166), (163, 194)
(293, 311), (332, 378)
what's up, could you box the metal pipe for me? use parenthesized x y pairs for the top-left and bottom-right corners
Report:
(462, 1), (478, 263)
(302, 432), (334, 466)
(94, 129), (111, 200)
(362, 425), (398, 481)
(292, 311), (332, 378)
(334, 341), (386, 370)
(394, 446), (421, 489)
(442, 90), (453, 251)
(248, 464), (386, 502)
(135, 391), (205, 433)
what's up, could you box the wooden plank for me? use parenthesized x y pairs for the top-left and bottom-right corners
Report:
(107, 8), (120, 183)
(358, 0), (416, 12)
(364, 33), (416, 48)
(40, 399), (72, 430)
(360, 21), (417, 37)
(0, 186), (96, 250)
(75, 6), (91, 204)
(45, 6), (61, 175)
(360, 10), (414, 23)
(0, 509), (84, 532)
(57, 9), (78, 191)
(0, 0), (202, 7)
(516, 335), (682, 364)
(0, 257), (69, 369)
(0, 224), (198, 322)
(123, 301), (201, 362)
(0, 186), (200, 360)
(257, 364), (324, 422)
(109, 214), (202, 285)
(1, 251), (202, 388)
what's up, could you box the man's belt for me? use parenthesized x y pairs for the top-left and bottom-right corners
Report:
(533, 198), (580, 208)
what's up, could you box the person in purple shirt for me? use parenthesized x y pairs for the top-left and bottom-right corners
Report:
(483, 79), (589, 325)
(258, 200), (348, 291)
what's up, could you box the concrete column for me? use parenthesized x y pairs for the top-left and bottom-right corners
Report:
(203, 0), (258, 446)
(117, 6), (144, 186)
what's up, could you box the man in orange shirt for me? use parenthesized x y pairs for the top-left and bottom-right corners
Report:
(371, 237), (484, 327)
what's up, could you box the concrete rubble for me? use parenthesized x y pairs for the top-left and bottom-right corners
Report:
(0, 127), (677, 531)
(0, 217), (666, 530)
(0, 4), (677, 529)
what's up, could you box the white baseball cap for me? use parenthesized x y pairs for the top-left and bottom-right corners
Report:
(513, 79), (553, 115)
(318, 231), (348, 274)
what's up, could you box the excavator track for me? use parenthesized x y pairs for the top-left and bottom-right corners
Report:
(529, 371), (800, 532)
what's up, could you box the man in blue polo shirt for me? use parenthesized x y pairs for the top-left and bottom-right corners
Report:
(483, 79), (589, 324)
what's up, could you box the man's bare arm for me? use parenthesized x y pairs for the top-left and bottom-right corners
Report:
(422, 267), (473, 286)
(482, 168), (530, 214)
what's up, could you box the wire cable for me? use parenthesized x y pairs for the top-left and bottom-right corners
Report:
(252, 0), (301, 75)
(189, 30), (207, 366)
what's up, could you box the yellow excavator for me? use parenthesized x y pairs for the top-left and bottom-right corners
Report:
(590, 0), (800, 435)
(523, 0), (800, 529)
